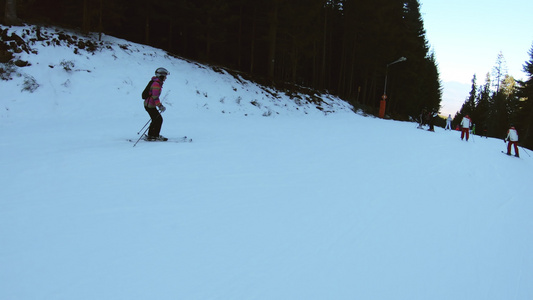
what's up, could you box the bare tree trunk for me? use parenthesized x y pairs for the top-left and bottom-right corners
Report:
(267, 1), (279, 80)
(237, 4), (243, 69)
(144, 0), (150, 44)
(145, 17), (150, 44)
(249, 7), (257, 74)
(320, 10), (327, 89)
(82, 0), (90, 33)
(291, 40), (298, 83)
(168, 22), (173, 51)
(348, 37), (357, 100)
(98, 0), (103, 41)
(337, 41), (346, 96)
(5, 0), (21, 25)
(205, 15), (212, 60)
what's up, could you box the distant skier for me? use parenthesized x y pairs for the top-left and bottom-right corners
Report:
(481, 125), (488, 138)
(460, 115), (471, 141)
(504, 125), (519, 157)
(144, 67), (169, 141)
(445, 114), (452, 130)
(417, 108), (427, 129)
(428, 111), (437, 132)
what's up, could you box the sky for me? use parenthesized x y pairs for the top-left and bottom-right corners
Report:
(419, 0), (533, 116)
(2, 25), (533, 300)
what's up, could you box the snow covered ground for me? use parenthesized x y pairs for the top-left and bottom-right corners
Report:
(1, 25), (533, 300)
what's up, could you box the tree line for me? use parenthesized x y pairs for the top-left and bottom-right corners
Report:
(455, 49), (533, 150)
(2, 0), (441, 119)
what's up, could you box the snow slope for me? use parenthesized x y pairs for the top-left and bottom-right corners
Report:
(1, 25), (533, 300)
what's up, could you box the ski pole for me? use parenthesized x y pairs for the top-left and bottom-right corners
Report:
(133, 126), (150, 147)
(520, 146), (531, 157)
(133, 109), (165, 147)
(137, 119), (151, 135)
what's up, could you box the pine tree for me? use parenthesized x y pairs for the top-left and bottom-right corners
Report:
(464, 74), (477, 116)
(490, 90), (509, 138)
(516, 43), (533, 149)
(475, 74), (491, 135)
(501, 75), (520, 122)
(456, 74), (477, 129)
(396, 0), (441, 118)
(483, 53), (514, 139)
(491, 51), (508, 95)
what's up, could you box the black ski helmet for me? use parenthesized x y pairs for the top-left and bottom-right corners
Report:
(155, 67), (170, 77)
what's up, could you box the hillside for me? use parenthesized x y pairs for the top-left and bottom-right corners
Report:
(0, 25), (353, 119)
(1, 25), (533, 300)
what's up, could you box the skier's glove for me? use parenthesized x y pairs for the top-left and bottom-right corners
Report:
(159, 105), (166, 112)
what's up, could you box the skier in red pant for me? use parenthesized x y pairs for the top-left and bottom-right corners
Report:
(460, 115), (471, 141)
(505, 125), (519, 157)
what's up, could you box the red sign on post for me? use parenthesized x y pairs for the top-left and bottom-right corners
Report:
(379, 100), (386, 118)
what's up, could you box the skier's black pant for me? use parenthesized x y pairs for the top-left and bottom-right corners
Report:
(145, 106), (162, 137)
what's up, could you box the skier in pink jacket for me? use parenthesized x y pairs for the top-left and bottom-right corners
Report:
(505, 125), (519, 157)
(144, 67), (169, 141)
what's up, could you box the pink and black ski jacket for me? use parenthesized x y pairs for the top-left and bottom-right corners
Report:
(144, 76), (164, 108)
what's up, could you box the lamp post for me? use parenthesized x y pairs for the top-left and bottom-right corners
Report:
(379, 56), (407, 118)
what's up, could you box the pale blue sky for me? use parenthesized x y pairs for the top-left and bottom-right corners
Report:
(419, 0), (533, 115)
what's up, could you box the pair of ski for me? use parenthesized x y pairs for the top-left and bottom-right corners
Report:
(128, 136), (192, 147)
(501, 151), (519, 158)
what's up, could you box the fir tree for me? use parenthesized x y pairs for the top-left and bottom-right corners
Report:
(516, 43), (533, 149)
(464, 75), (477, 116)
(491, 51), (508, 95)
(475, 74), (491, 135)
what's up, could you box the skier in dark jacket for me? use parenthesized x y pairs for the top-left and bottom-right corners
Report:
(428, 111), (437, 132)
(144, 67), (169, 141)
(417, 108), (427, 129)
